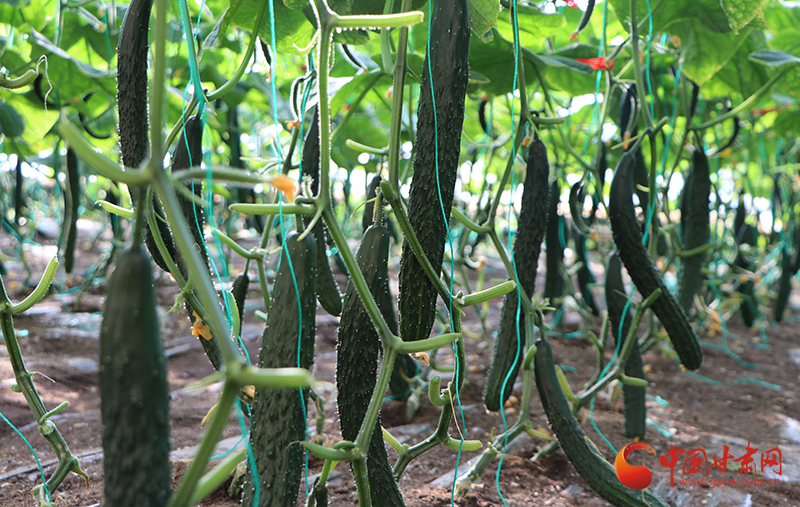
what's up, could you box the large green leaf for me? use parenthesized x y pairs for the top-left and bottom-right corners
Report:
(671, 22), (752, 86)
(469, 0), (500, 42)
(221, 0), (316, 57)
(719, 0), (768, 33)
(0, 102), (25, 138)
(495, 4), (566, 50)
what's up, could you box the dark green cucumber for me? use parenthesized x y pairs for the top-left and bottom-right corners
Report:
(174, 116), (207, 264)
(605, 252), (646, 440)
(575, 229), (600, 316)
(362, 174), (383, 232)
(337, 224), (405, 507)
(534, 337), (668, 507)
(733, 205), (759, 326)
(483, 138), (550, 412)
(398, 0), (469, 342)
(64, 147), (80, 274)
(144, 116), (205, 274)
(246, 232), (317, 507)
(99, 246), (171, 507)
(302, 107), (343, 317)
(543, 179), (565, 303)
(117, 0), (153, 170)
(774, 224), (800, 323)
(608, 152), (702, 370)
(231, 272), (250, 327)
(14, 155), (24, 226)
(676, 147), (710, 314)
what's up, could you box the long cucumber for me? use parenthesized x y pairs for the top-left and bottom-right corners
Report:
(605, 252), (646, 439)
(535, 337), (669, 507)
(483, 138), (550, 411)
(246, 232), (317, 507)
(398, 0), (470, 342)
(337, 224), (405, 506)
(99, 246), (171, 506)
(608, 152), (702, 370)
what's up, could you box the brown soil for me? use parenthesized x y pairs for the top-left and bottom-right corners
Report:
(1, 222), (799, 507)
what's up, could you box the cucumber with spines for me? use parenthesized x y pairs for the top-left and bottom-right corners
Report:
(535, 336), (668, 507)
(605, 252), (646, 439)
(246, 232), (317, 507)
(608, 152), (702, 371)
(677, 147), (711, 314)
(99, 246), (171, 507)
(398, 0), (470, 342)
(543, 179), (565, 304)
(337, 224), (406, 506)
(483, 138), (550, 412)
(64, 148), (80, 274)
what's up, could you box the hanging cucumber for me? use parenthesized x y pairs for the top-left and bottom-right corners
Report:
(302, 107), (343, 317)
(337, 224), (405, 506)
(117, 0), (153, 170)
(605, 252), (646, 440)
(735, 220), (759, 327)
(14, 156), (24, 226)
(246, 232), (317, 507)
(362, 174), (383, 232)
(231, 271), (250, 328)
(575, 227), (600, 316)
(63, 147), (80, 274)
(535, 337), (668, 507)
(543, 179), (565, 304)
(676, 147), (710, 314)
(483, 138), (550, 412)
(99, 246), (171, 507)
(144, 116), (205, 274)
(608, 152), (702, 371)
(398, 0), (470, 342)
(173, 116), (207, 265)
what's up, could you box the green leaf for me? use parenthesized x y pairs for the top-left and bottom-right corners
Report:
(748, 50), (800, 68)
(221, 0), (315, 57)
(0, 102), (25, 138)
(469, 0), (500, 42)
(495, 4), (566, 49)
(719, 0), (768, 33)
(671, 21), (752, 86)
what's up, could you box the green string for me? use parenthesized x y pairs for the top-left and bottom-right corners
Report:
(0, 410), (52, 503)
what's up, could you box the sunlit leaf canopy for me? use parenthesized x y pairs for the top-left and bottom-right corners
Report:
(1, 0), (799, 204)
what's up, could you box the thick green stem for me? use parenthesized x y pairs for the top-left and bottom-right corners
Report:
(352, 458), (372, 507)
(630, 0), (653, 129)
(1, 310), (87, 499)
(387, 0), (413, 192)
(169, 379), (240, 507)
(380, 181), (452, 302)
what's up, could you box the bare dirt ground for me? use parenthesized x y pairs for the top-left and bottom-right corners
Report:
(1, 221), (799, 507)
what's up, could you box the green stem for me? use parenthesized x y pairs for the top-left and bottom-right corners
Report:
(387, 0), (413, 192)
(206, 0), (268, 102)
(149, 0), (168, 164)
(352, 458), (372, 507)
(354, 346), (398, 453)
(629, 0), (653, 130)
(0, 310), (87, 498)
(8, 256), (58, 315)
(169, 379), (240, 507)
(690, 68), (791, 130)
(380, 181), (452, 302)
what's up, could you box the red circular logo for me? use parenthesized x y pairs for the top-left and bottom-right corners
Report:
(614, 442), (656, 490)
